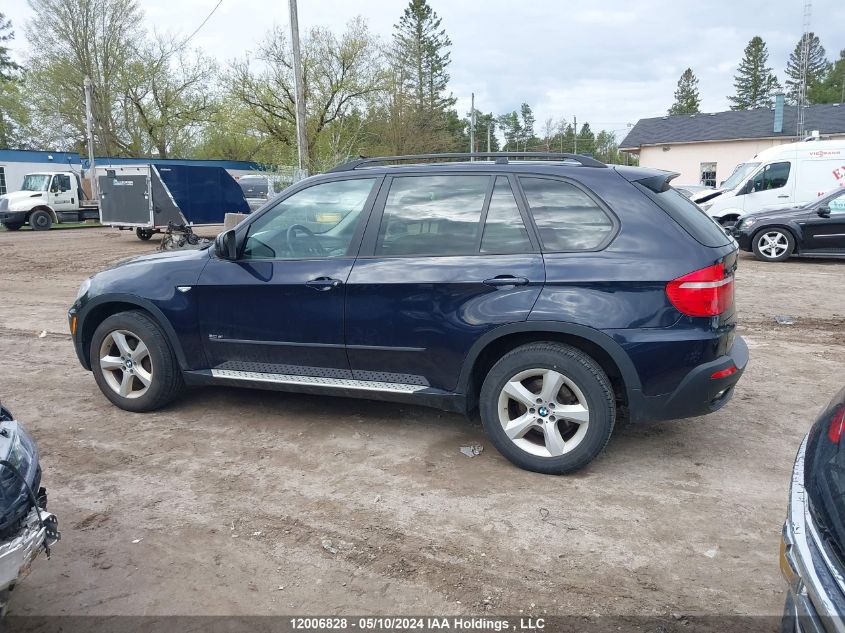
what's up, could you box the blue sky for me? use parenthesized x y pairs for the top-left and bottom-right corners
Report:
(4, 0), (844, 140)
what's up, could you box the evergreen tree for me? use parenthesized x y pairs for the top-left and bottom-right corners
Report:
(497, 110), (522, 151)
(392, 0), (455, 118)
(576, 122), (595, 155)
(465, 109), (499, 152)
(668, 68), (701, 115)
(728, 36), (782, 110)
(811, 48), (845, 104)
(0, 13), (19, 81)
(784, 32), (828, 104)
(520, 103), (535, 150)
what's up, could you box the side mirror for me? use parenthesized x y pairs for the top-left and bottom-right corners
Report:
(215, 229), (239, 260)
(818, 206), (831, 218)
(738, 180), (754, 196)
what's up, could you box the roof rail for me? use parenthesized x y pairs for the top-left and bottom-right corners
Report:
(327, 152), (607, 173)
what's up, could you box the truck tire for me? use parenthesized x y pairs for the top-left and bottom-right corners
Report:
(29, 210), (53, 231)
(479, 342), (615, 475)
(90, 310), (184, 412)
(136, 228), (154, 241)
(1, 222), (23, 231)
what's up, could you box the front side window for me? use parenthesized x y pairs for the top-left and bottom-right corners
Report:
(241, 178), (375, 260)
(827, 189), (845, 213)
(51, 174), (71, 192)
(480, 177), (532, 254)
(751, 162), (790, 192)
(376, 175), (489, 256)
(519, 177), (613, 251)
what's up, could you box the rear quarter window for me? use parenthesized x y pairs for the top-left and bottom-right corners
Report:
(635, 183), (731, 248)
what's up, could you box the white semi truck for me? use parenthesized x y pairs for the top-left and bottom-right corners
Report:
(0, 171), (99, 231)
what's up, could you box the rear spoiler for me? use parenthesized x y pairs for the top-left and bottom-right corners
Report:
(612, 166), (680, 193)
(632, 172), (680, 193)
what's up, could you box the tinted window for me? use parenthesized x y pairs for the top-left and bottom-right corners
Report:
(242, 178), (375, 260)
(752, 162), (790, 192)
(636, 183), (730, 248)
(519, 177), (613, 251)
(480, 177), (531, 254)
(376, 175), (488, 256)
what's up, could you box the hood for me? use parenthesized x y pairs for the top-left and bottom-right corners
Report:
(692, 189), (726, 204)
(106, 244), (212, 271)
(0, 190), (47, 203)
(740, 205), (810, 222)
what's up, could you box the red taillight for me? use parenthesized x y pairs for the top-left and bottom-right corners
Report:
(666, 262), (734, 317)
(828, 405), (845, 444)
(710, 366), (737, 380)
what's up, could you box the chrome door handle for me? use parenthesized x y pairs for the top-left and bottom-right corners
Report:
(483, 276), (529, 287)
(305, 277), (342, 291)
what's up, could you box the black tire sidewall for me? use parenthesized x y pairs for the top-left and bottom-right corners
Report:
(752, 228), (794, 262)
(90, 311), (180, 412)
(29, 210), (52, 231)
(479, 344), (615, 475)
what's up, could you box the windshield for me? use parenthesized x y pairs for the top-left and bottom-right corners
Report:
(21, 174), (50, 192)
(721, 162), (760, 191)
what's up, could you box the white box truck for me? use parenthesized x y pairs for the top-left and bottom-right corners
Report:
(694, 139), (845, 226)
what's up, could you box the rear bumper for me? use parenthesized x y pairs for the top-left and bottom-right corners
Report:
(630, 335), (748, 423)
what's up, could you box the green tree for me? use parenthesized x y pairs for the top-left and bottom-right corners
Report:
(784, 32), (828, 104)
(728, 36), (781, 110)
(668, 68), (701, 115)
(810, 48), (845, 105)
(464, 109), (498, 152)
(0, 12), (20, 81)
(576, 122), (595, 155)
(497, 110), (522, 151)
(520, 103), (536, 149)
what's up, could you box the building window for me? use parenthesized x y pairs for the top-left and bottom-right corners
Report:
(700, 163), (717, 188)
(0, 167), (6, 195)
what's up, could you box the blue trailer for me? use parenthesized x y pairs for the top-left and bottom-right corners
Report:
(96, 163), (250, 240)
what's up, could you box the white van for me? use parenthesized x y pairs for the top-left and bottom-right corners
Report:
(695, 139), (845, 226)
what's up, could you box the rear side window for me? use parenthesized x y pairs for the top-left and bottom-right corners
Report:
(518, 177), (613, 251)
(635, 183), (730, 248)
(480, 177), (532, 254)
(752, 162), (790, 192)
(376, 175), (488, 256)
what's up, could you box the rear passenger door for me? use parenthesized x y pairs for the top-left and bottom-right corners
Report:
(345, 173), (545, 392)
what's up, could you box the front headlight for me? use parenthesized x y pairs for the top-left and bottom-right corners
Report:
(75, 277), (91, 301)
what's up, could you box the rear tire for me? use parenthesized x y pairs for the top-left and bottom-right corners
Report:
(29, 209), (53, 231)
(479, 342), (615, 475)
(136, 228), (154, 241)
(752, 228), (794, 262)
(1, 222), (22, 231)
(90, 310), (184, 412)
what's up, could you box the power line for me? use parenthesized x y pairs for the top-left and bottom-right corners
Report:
(182, 0), (223, 48)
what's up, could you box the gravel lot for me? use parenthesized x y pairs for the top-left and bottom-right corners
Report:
(0, 226), (843, 619)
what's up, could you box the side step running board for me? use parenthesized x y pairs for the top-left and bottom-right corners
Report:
(209, 369), (429, 394)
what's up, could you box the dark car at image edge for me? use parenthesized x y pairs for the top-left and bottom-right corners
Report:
(67, 152), (748, 474)
(781, 387), (845, 632)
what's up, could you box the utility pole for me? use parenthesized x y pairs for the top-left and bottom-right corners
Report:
(83, 76), (98, 201)
(469, 92), (475, 158)
(487, 121), (492, 153)
(573, 116), (578, 154)
(797, 0), (812, 139)
(289, 0), (309, 175)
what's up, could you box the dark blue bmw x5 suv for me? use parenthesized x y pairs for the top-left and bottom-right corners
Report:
(68, 152), (748, 474)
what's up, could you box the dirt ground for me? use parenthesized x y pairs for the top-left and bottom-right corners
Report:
(0, 226), (843, 618)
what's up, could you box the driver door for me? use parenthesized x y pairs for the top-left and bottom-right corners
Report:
(49, 174), (76, 213)
(741, 161), (795, 213)
(195, 176), (381, 376)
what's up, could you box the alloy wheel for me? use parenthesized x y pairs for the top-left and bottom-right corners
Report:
(497, 368), (590, 458)
(757, 231), (789, 259)
(98, 329), (153, 399)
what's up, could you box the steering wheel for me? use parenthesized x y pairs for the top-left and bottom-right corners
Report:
(286, 224), (326, 258)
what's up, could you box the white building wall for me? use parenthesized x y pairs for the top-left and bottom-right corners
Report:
(636, 135), (845, 185)
(0, 161), (82, 194)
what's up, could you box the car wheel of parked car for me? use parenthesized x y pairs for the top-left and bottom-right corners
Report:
(136, 228), (154, 241)
(752, 228), (794, 262)
(479, 342), (615, 474)
(90, 311), (184, 412)
(29, 210), (53, 231)
(1, 222), (23, 231)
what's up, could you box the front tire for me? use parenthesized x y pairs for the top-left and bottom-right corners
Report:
(90, 310), (184, 412)
(752, 228), (794, 262)
(29, 210), (53, 231)
(479, 342), (615, 475)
